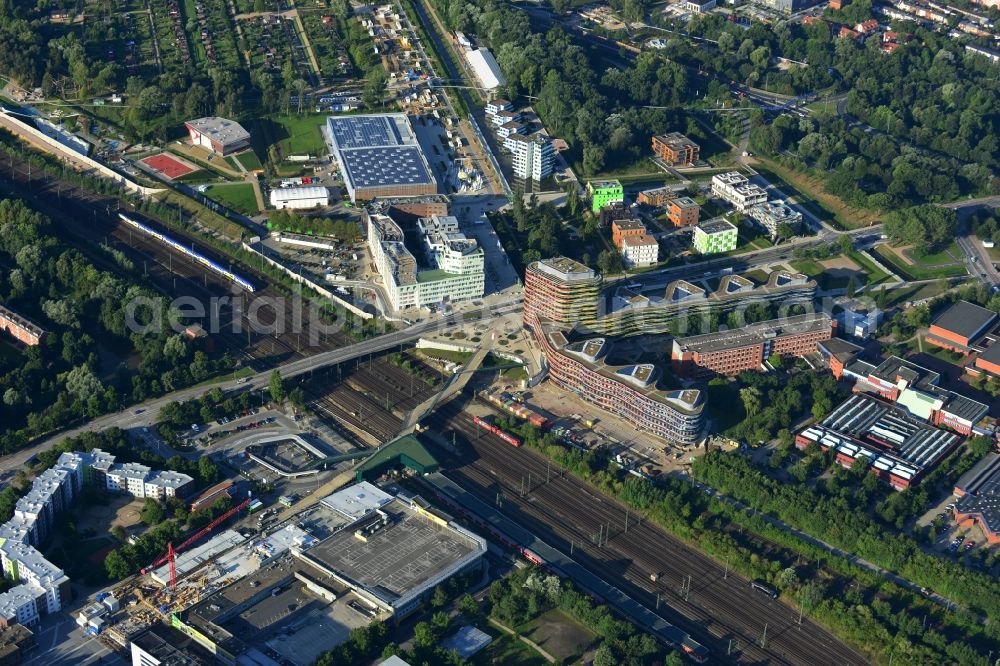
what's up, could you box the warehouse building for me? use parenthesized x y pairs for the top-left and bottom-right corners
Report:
(651, 132), (700, 165)
(366, 210), (484, 311)
(465, 47), (505, 90)
(953, 455), (1000, 544)
(926, 300), (997, 351)
(693, 219), (737, 254)
(302, 482), (486, 617)
(671, 313), (833, 377)
(0, 305), (45, 346)
(269, 186), (330, 210)
(184, 117), (251, 156)
(326, 115), (437, 202)
(820, 348), (991, 438)
(535, 324), (704, 444)
(795, 392), (966, 490)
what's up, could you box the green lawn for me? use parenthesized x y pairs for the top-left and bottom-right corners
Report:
(223, 155), (240, 171)
(173, 169), (213, 183)
(518, 609), (595, 664)
(205, 183), (259, 215)
(192, 365), (254, 389)
(872, 246), (968, 281)
(880, 281), (952, 308)
(846, 249), (891, 285)
(908, 242), (962, 267)
(470, 633), (549, 666)
(235, 150), (264, 171)
(254, 114), (328, 157)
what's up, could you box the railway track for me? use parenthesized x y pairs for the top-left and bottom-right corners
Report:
(426, 397), (869, 666)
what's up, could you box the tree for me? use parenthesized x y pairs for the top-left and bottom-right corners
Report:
(140, 498), (165, 525)
(593, 644), (617, 666)
(104, 549), (131, 580)
(111, 525), (128, 542)
(199, 457), (219, 485)
(269, 370), (286, 404)
(65, 365), (103, 401)
(597, 249), (623, 276)
(430, 585), (448, 608)
(777, 567), (798, 590)
(739, 386), (762, 416)
(458, 594), (479, 619)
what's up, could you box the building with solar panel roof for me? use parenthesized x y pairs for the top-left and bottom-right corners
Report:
(326, 114), (438, 202)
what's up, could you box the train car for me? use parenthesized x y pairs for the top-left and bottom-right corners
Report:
(480, 391), (551, 431)
(680, 637), (710, 664)
(118, 213), (257, 293)
(472, 416), (522, 447)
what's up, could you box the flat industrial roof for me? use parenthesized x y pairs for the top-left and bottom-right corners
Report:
(931, 300), (997, 342)
(321, 481), (393, 522)
(303, 499), (484, 608)
(340, 146), (435, 188)
(326, 114), (436, 195)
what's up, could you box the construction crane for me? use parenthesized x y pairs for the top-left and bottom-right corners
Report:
(141, 498), (252, 591)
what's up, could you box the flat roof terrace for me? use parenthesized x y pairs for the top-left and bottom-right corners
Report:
(301, 499), (483, 610)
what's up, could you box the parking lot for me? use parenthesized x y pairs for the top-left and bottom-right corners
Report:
(917, 494), (997, 571)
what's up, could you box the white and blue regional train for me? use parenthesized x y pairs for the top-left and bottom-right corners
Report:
(118, 213), (256, 293)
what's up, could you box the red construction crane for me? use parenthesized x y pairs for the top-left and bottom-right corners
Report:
(141, 497), (252, 590)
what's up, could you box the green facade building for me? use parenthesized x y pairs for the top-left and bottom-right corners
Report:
(693, 219), (738, 254)
(587, 180), (624, 213)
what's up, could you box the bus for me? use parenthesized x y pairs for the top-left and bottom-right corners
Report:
(750, 580), (778, 599)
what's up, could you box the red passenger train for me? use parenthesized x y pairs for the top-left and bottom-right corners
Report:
(472, 416), (522, 447)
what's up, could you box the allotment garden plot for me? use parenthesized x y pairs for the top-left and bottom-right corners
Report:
(299, 12), (354, 79)
(239, 14), (316, 83)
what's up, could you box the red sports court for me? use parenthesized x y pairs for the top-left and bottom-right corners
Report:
(140, 153), (196, 179)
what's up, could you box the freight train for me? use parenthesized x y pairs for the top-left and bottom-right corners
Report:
(118, 213), (256, 292)
(479, 390), (550, 430)
(472, 416), (521, 447)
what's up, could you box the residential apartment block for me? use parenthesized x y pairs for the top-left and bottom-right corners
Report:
(636, 186), (677, 208)
(484, 99), (513, 117)
(671, 313), (833, 377)
(611, 219), (648, 248)
(621, 234), (658, 267)
(747, 200), (802, 236)
(367, 211), (484, 311)
(693, 219), (738, 254)
(711, 172), (768, 212)
(667, 197), (700, 227)
(651, 133), (700, 165)
(598, 201), (634, 228)
(507, 134), (555, 182)
(587, 180), (624, 213)
(0, 305), (45, 347)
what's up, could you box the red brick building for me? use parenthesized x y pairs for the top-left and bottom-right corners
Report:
(611, 219), (648, 248)
(671, 313), (833, 378)
(0, 305), (45, 346)
(926, 300), (997, 351)
(651, 133), (699, 166)
(667, 197), (700, 227)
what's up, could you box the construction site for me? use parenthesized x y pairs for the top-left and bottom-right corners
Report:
(79, 479), (486, 665)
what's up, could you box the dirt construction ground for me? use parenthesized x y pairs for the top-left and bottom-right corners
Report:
(74, 494), (145, 536)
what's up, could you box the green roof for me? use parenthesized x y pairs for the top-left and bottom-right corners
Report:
(354, 434), (440, 479)
(416, 269), (453, 283)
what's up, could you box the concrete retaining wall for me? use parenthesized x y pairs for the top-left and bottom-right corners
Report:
(0, 111), (164, 197)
